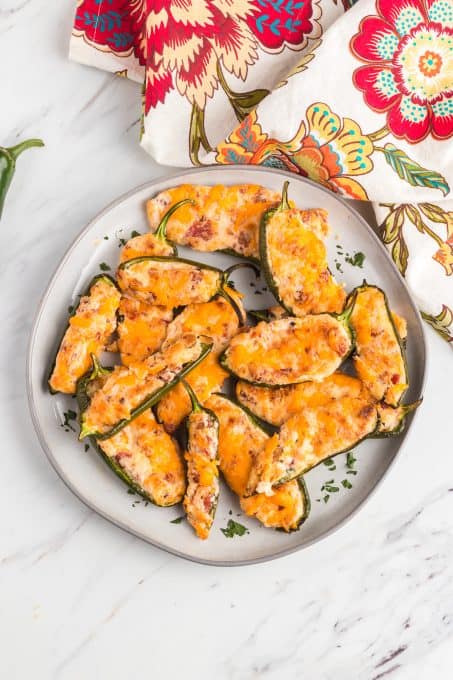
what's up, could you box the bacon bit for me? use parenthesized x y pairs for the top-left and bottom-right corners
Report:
(358, 404), (375, 419)
(336, 339), (349, 356)
(295, 290), (309, 303)
(391, 374), (400, 384)
(238, 231), (251, 247)
(115, 451), (132, 461)
(319, 270), (329, 283)
(203, 495), (213, 512)
(186, 216), (213, 241)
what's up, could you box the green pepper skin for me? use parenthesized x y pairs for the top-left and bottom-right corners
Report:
(153, 198), (196, 256)
(76, 357), (157, 503)
(0, 139), (44, 218)
(80, 341), (213, 440)
(258, 181), (294, 314)
(47, 274), (120, 395)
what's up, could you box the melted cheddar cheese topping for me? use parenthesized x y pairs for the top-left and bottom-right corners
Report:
(99, 410), (185, 506)
(265, 208), (345, 315)
(117, 296), (173, 365)
(117, 260), (220, 308)
(206, 395), (306, 532)
(119, 232), (174, 264)
(247, 396), (378, 494)
(49, 278), (121, 394)
(163, 295), (241, 351)
(236, 373), (368, 426)
(183, 410), (219, 540)
(81, 334), (205, 435)
(224, 316), (351, 385)
(351, 287), (407, 406)
(156, 295), (241, 431)
(146, 184), (281, 258)
(157, 353), (227, 432)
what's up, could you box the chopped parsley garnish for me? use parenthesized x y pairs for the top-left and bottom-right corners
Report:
(103, 235), (109, 240)
(127, 488), (136, 495)
(99, 262), (111, 271)
(221, 519), (249, 538)
(84, 444), (90, 452)
(61, 409), (77, 432)
(335, 260), (343, 273)
(342, 479), (353, 489)
(321, 482), (339, 493)
(130, 230), (141, 238)
(345, 251), (365, 268)
(118, 237), (127, 247)
(67, 305), (74, 315)
(347, 470), (358, 476)
(323, 457), (336, 470)
(323, 495), (330, 504)
(170, 516), (185, 524)
(346, 452), (357, 470)
(228, 509), (233, 516)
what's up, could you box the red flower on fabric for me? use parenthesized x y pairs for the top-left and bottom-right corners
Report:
(351, 0), (453, 143)
(247, 0), (321, 53)
(145, 0), (258, 112)
(74, 0), (147, 64)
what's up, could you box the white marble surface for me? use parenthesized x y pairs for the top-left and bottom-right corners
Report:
(1, 3), (453, 679)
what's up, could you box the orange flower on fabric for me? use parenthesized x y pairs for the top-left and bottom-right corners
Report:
(217, 103), (374, 199)
(433, 212), (453, 275)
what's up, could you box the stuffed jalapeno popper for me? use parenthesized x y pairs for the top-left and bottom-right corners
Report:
(221, 306), (354, 386)
(77, 357), (185, 506)
(246, 396), (378, 495)
(349, 283), (408, 406)
(49, 275), (121, 394)
(260, 182), (345, 316)
(183, 383), (220, 540)
(206, 394), (310, 532)
(80, 334), (212, 439)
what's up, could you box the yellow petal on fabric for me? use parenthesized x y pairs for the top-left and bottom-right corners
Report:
(228, 111), (269, 148)
(275, 119), (307, 154)
(333, 118), (374, 176)
(331, 177), (370, 200)
(305, 103), (342, 146)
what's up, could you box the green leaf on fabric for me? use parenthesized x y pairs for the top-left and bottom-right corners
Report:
(379, 144), (449, 196)
(391, 235), (409, 276)
(421, 306), (453, 342)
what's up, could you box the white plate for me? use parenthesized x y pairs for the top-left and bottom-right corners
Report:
(27, 166), (426, 566)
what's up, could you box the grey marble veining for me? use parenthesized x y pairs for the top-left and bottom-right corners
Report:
(0, 3), (452, 679)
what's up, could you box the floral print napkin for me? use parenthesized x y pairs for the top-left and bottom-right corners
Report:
(70, 0), (453, 344)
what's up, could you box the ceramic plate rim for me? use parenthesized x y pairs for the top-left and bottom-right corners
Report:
(26, 165), (427, 566)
